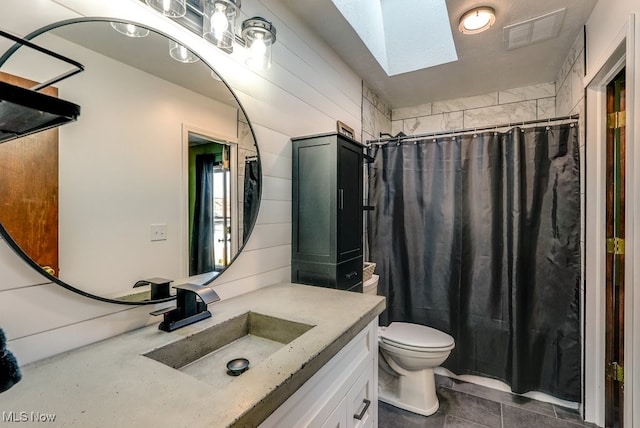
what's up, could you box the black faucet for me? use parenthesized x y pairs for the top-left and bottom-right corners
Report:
(133, 277), (172, 300)
(150, 283), (221, 332)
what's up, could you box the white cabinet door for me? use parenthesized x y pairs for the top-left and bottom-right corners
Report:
(321, 397), (347, 428)
(347, 361), (375, 428)
(259, 319), (378, 428)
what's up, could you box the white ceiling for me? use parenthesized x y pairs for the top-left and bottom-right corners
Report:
(281, 0), (598, 108)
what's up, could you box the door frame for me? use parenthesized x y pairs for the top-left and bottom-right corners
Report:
(181, 123), (238, 278)
(584, 14), (637, 427)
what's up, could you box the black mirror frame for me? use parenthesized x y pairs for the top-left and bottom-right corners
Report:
(0, 17), (262, 305)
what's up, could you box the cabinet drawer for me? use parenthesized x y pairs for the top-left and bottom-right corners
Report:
(292, 257), (362, 291)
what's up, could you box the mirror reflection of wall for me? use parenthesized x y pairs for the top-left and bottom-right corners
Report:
(0, 20), (260, 303)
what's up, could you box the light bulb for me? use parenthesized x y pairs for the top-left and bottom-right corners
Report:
(163, 0), (171, 12)
(249, 33), (267, 59)
(110, 22), (149, 38)
(211, 3), (229, 41)
(178, 45), (188, 61)
(464, 11), (491, 31)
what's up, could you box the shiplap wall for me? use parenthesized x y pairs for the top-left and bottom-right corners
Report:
(0, 0), (362, 365)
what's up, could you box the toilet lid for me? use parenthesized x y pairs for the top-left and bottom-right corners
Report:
(379, 322), (454, 349)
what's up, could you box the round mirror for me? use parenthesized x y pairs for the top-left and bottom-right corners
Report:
(0, 19), (261, 304)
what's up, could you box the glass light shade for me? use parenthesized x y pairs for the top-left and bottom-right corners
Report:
(242, 17), (276, 70)
(110, 22), (149, 38)
(146, 0), (186, 18)
(169, 41), (199, 63)
(203, 0), (240, 51)
(458, 7), (495, 34)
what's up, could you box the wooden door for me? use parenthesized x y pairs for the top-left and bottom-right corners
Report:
(605, 68), (625, 428)
(0, 71), (59, 276)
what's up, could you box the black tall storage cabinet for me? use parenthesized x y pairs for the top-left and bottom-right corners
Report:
(291, 133), (364, 292)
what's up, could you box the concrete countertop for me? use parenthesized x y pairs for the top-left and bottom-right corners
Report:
(1, 283), (386, 427)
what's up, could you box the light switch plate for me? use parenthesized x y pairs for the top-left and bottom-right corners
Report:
(150, 224), (168, 241)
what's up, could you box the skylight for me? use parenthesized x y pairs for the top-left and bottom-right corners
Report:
(331, 0), (458, 76)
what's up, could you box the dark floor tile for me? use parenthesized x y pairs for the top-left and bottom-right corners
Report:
(449, 378), (556, 417)
(444, 414), (490, 428)
(437, 387), (502, 428)
(378, 400), (446, 428)
(502, 403), (586, 428)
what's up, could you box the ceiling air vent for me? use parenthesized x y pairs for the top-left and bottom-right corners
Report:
(504, 8), (566, 50)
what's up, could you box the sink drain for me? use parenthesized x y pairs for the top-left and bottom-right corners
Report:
(227, 358), (250, 376)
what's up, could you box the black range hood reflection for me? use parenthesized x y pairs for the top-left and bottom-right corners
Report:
(0, 29), (83, 144)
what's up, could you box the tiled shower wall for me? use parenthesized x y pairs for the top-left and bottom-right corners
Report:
(390, 82), (557, 135)
(361, 83), (392, 142)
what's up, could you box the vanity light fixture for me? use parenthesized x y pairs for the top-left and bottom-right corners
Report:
(242, 17), (276, 70)
(169, 40), (199, 63)
(110, 22), (150, 38)
(458, 6), (495, 34)
(203, 0), (240, 51)
(142, 0), (277, 69)
(146, 0), (187, 18)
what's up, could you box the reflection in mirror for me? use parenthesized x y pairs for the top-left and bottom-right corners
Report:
(0, 19), (260, 304)
(188, 131), (235, 275)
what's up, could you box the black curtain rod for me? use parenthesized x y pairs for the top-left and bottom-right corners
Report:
(367, 114), (579, 146)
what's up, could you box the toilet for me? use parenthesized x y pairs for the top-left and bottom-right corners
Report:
(363, 273), (455, 416)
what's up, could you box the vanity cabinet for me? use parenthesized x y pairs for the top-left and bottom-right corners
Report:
(291, 133), (364, 292)
(260, 318), (378, 428)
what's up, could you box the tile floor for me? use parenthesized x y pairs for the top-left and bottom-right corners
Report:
(378, 375), (598, 428)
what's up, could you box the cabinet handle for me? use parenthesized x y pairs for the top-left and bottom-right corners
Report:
(345, 271), (358, 280)
(353, 399), (371, 420)
(339, 189), (344, 210)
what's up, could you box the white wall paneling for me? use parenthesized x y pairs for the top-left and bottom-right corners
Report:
(0, 0), (362, 364)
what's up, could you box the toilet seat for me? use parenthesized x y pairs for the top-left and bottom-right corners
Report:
(379, 322), (454, 351)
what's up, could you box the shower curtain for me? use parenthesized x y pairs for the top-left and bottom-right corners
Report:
(243, 158), (260, 244)
(190, 154), (215, 276)
(368, 124), (581, 401)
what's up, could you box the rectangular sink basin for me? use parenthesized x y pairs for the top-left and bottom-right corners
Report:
(144, 312), (314, 388)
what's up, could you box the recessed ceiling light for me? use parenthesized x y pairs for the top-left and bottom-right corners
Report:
(459, 6), (496, 34)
